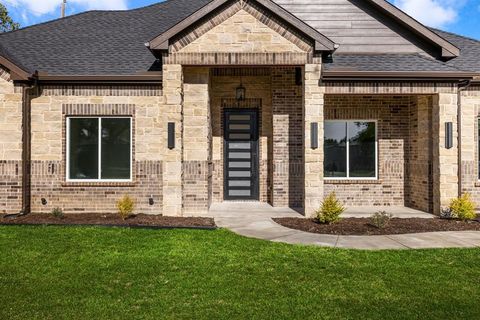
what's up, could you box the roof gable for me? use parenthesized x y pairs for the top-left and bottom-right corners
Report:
(148, 0), (337, 52)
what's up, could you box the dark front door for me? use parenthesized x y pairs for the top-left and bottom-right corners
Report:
(224, 109), (259, 200)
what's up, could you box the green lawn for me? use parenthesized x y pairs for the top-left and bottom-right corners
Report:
(1, 226), (479, 320)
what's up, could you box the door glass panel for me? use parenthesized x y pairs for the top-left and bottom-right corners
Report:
(69, 118), (99, 180)
(229, 115), (250, 121)
(229, 189), (251, 196)
(229, 124), (250, 130)
(229, 162), (251, 168)
(229, 142), (250, 149)
(229, 152), (251, 159)
(229, 133), (250, 140)
(229, 180), (251, 187)
(229, 171), (251, 177)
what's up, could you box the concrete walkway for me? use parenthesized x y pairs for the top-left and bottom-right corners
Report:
(209, 202), (480, 250)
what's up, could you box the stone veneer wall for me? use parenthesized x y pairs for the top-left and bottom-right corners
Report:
(0, 67), (23, 213)
(460, 86), (480, 207)
(324, 95), (433, 210)
(29, 84), (164, 214)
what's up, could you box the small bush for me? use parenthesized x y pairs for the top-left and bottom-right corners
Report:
(450, 193), (476, 221)
(117, 195), (135, 220)
(370, 211), (393, 229)
(51, 207), (64, 219)
(316, 192), (345, 224)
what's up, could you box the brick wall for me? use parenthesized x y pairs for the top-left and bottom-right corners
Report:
(324, 95), (433, 210)
(0, 67), (23, 213)
(28, 84), (165, 214)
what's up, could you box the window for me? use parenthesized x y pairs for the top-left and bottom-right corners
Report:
(67, 117), (132, 181)
(324, 121), (377, 179)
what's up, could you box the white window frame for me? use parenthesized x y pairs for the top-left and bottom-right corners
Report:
(324, 120), (378, 180)
(66, 116), (133, 182)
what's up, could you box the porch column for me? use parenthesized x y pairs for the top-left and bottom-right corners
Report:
(432, 92), (459, 214)
(182, 67), (211, 215)
(304, 64), (324, 218)
(162, 64), (184, 216)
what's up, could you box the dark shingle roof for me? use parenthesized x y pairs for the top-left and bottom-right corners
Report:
(0, 0), (212, 75)
(323, 53), (462, 73)
(431, 29), (480, 72)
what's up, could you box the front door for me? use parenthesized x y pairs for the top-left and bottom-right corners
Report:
(224, 109), (259, 200)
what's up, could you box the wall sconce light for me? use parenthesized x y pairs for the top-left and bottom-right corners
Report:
(311, 122), (319, 149)
(168, 122), (175, 150)
(41, 198), (47, 206)
(445, 122), (453, 149)
(236, 76), (246, 102)
(149, 196), (155, 206)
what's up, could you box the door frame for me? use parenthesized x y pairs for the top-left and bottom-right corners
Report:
(223, 108), (260, 201)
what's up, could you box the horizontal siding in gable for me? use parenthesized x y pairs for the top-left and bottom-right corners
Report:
(274, 0), (426, 54)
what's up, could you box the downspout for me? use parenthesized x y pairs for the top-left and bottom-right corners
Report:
(20, 72), (38, 215)
(457, 79), (472, 197)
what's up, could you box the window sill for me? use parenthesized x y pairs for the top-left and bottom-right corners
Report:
(324, 179), (381, 185)
(62, 181), (136, 187)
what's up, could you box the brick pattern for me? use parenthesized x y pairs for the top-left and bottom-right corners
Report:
(41, 85), (162, 97)
(324, 95), (433, 210)
(30, 160), (162, 214)
(163, 52), (313, 65)
(0, 161), (22, 214)
(210, 69), (271, 203)
(271, 67), (304, 208)
(325, 82), (457, 95)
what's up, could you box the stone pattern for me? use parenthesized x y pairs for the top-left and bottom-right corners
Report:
(27, 86), (165, 214)
(459, 86), (480, 207)
(183, 67), (211, 215)
(271, 67), (304, 208)
(324, 95), (433, 211)
(432, 92), (458, 214)
(304, 64), (324, 217)
(0, 67), (23, 213)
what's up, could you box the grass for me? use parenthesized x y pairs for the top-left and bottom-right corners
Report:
(1, 226), (479, 319)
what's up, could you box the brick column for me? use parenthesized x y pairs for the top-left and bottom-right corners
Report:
(304, 64), (324, 218)
(183, 67), (211, 215)
(162, 64), (184, 216)
(432, 93), (459, 215)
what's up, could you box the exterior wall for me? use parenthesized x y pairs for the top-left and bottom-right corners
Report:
(324, 95), (433, 211)
(0, 67), (23, 214)
(210, 68), (273, 203)
(29, 84), (164, 214)
(183, 67), (211, 215)
(275, 0), (429, 55)
(460, 86), (480, 208)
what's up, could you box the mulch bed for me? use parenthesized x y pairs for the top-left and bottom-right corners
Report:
(1, 213), (216, 229)
(273, 217), (480, 236)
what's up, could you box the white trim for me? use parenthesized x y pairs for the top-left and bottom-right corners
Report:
(324, 120), (378, 181)
(66, 116), (133, 183)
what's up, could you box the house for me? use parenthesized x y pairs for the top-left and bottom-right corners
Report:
(0, 0), (479, 217)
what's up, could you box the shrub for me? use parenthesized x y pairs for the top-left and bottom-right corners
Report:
(316, 192), (345, 224)
(117, 195), (135, 220)
(449, 193), (476, 221)
(370, 211), (393, 229)
(51, 207), (64, 219)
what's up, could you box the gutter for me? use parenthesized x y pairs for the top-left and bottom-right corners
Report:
(457, 79), (472, 197)
(20, 72), (38, 215)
